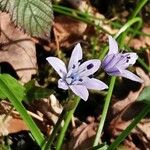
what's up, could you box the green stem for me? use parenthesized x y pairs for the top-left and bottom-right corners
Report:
(52, 5), (111, 34)
(94, 0), (148, 148)
(93, 77), (116, 146)
(129, 0), (148, 19)
(44, 109), (66, 150)
(56, 96), (80, 150)
(137, 57), (150, 73)
(119, 0), (148, 47)
(95, 14), (143, 150)
(99, 17), (142, 60)
(106, 104), (150, 150)
(114, 17), (142, 40)
(111, 21), (150, 37)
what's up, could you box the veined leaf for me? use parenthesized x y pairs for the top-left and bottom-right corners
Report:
(0, 0), (53, 37)
(0, 87), (6, 99)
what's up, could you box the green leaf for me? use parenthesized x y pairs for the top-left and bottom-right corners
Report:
(0, 0), (53, 37)
(93, 144), (108, 150)
(25, 80), (52, 101)
(0, 87), (6, 99)
(137, 86), (150, 103)
(0, 74), (44, 146)
(0, 74), (25, 101)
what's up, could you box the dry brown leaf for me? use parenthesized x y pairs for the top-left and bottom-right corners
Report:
(109, 102), (150, 150)
(108, 68), (150, 149)
(49, 16), (87, 50)
(129, 25), (150, 49)
(0, 115), (28, 136)
(112, 89), (143, 113)
(28, 94), (63, 135)
(7, 117), (28, 134)
(137, 119), (150, 140)
(118, 140), (140, 150)
(0, 12), (37, 83)
(63, 118), (98, 150)
(0, 101), (29, 135)
(136, 67), (150, 86)
(112, 66), (150, 114)
(0, 115), (12, 136)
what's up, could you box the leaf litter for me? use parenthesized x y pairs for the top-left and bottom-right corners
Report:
(0, 12), (37, 83)
(0, 0), (150, 149)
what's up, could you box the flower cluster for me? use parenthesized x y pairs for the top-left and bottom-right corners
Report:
(46, 43), (108, 101)
(46, 36), (143, 101)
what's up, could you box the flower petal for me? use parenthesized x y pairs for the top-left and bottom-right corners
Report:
(78, 59), (101, 77)
(108, 36), (119, 55)
(58, 79), (69, 90)
(46, 57), (67, 78)
(68, 43), (83, 71)
(114, 69), (143, 83)
(101, 54), (115, 69)
(83, 77), (108, 90)
(118, 53), (138, 69)
(69, 85), (89, 101)
(103, 53), (122, 71)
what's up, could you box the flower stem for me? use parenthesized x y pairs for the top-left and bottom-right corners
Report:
(107, 104), (150, 150)
(43, 109), (66, 150)
(93, 76), (116, 146)
(56, 96), (80, 150)
(52, 4), (111, 35)
(138, 57), (150, 73)
(129, 0), (148, 19)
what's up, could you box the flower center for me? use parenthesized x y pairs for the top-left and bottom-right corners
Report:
(66, 72), (82, 85)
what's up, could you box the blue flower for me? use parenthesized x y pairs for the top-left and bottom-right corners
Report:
(102, 36), (143, 83)
(46, 43), (108, 101)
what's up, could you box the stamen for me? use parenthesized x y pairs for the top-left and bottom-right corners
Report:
(79, 78), (83, 82)
(89, 75), (93, 78)
(126, 56), (131, 63)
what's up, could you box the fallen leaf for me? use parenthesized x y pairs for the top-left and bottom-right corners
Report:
(129, 24), (150, 49)
(112, 89), (143, 113)
(0, 12), (37, 83)
(109, 102), (150, 150)
(49, 16), (87, 50)
(0, 114), (12, 136)
(136, 67), (150, 87)
(63, 117), (98, 150)
(0, 101), (28, 136)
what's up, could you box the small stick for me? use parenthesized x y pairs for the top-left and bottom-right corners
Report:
(13, 110), (44, 122)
